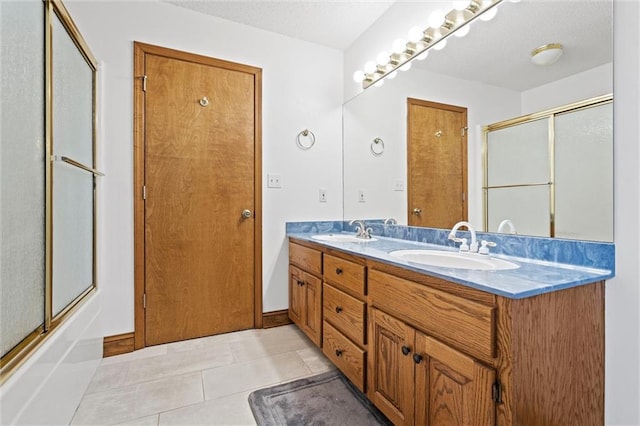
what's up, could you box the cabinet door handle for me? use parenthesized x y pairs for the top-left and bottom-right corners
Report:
(413, 353), (423, 364)
(335, 306), (343, 314)
(401, 345), (411, 356)
(335, 349), (343, 357)
(335, 267), (343, 275)
(297, 280), (305, 286)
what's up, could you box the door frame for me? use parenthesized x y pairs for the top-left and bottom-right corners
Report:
(406, 98), (468, 226)
(132, 41), (263, 349)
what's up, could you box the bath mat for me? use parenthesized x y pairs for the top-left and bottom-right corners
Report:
(248, 370), (391, 425)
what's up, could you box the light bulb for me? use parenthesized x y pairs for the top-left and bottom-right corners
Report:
(392, 38), (406, 54)
(480, 1), (498, 21)
(400, 62), (412, 72)
(453, 1), (469, 11)
(408, 26), (424, 43)
(376, 51), (390, 65)
(433, 39), (447, 50)
(364, 61), (376, 74)
(353, 70), (365, 83)
(374, 79), (385, 88)
(428, 9), (446, 28)
(387, 71), (398, 79)
(454, 24), (470, 38)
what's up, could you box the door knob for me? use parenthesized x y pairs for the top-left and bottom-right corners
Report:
(412, 208), (422, 216)
(241, 209), (252, 219)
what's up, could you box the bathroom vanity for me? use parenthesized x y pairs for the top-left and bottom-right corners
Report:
(287, 227), (612, 426)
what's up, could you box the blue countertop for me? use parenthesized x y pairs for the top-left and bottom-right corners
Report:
(287, 222), (615, 299)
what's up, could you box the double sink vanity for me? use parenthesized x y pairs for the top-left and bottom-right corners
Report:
(287, 220), (614, 425)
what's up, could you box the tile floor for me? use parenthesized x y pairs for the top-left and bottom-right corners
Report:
(71, 325), (334, 425)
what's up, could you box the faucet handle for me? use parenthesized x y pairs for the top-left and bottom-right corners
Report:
(459, 238), (470, 252)
(479, 240), (497, 255)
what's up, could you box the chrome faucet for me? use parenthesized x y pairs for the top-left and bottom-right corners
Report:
(349, 219), (372, 239)
(448, 221), (478, 253)
(497, 219), (517, 234)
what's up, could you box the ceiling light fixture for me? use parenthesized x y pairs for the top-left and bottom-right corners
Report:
(354, 0), (507, 89)
(531, 43), (563, 66)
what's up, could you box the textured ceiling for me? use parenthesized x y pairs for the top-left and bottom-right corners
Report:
(164, 0), (396, 50)
(164, 0), (612, 92)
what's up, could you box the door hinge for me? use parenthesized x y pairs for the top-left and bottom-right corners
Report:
(143, 185), (147, 200)
(139, 75), (147, 92)
(462, 192), (466, 202)
(143, 293), (147, 309)
(461, 126), (468, 136)
(492, 380), (503, 404)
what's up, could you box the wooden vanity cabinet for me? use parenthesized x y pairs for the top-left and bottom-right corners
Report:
(288, 243), (323, 346)
(368, 272), (495, 426)
(322, 253), (368, 391)
(288, 238), (605, 425)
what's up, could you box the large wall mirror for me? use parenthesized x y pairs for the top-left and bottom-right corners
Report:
(342, 0), (613, 241)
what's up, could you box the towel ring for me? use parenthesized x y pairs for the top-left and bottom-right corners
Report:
(296, 129), (316, 150)
(370, 137), (384, 156)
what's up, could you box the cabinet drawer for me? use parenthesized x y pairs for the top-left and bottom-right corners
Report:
(289, 243), (322, 276)
(323, 321), (366, 392)
(369, 270), (496, 360)
(323, 283), (366, 346)
(324, 254), (365, 296)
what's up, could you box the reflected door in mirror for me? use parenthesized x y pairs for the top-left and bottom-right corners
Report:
(407, 99), (468, 228)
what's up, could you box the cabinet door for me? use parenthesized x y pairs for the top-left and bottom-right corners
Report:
(368, 308), (415, 425)
(302, 272), (322, 346)
(288, 265), (304, 325)
(414, 332), (495, 426)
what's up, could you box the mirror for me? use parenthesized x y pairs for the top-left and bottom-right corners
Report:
(342, 0), (613, 241)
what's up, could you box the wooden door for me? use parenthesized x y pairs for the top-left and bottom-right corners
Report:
(407, 98), (467, 228)
(414, 332), (495, 425)
(368, 308), (415, 425)
(133, 42), (262, 347)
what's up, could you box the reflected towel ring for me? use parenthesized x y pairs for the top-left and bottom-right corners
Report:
(371, 137), (384, 156)
(296, 129), (316, 150)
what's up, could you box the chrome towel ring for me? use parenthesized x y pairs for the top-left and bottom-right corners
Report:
(296, 129), (316, 150)
(371, 137), (384, 156)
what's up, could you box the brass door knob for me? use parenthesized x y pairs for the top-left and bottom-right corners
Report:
(241, 209), (252, 219)
(412, 208), (422, 216)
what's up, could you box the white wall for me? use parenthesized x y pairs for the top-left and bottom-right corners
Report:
(521, 63), (613, 114)
(64, 1), (343, 335)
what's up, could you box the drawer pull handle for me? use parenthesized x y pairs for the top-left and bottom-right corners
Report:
(335, 349), (343, 357)
(335, 306), (343, 313)
(413, 353), (423, 364)
(401, 345), (411, 356)
(335, 267), (343, 275)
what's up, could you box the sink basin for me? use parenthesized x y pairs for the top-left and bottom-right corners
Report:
(311, 234), (377, 243)
(388, 249), (519, 271)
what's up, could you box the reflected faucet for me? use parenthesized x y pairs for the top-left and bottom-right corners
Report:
(448, 221), (478, 253)
(384, 218), (397, 225)
(349, 219), (372, 239)
(497, 219), (517, 234)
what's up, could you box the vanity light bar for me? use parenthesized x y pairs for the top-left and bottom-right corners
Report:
(359, 0), (504, 89)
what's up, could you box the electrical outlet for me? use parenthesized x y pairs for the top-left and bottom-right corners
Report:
(319, 188), (327, 202)
(358, 189), (366, 203)
(267, 173), (282, 188)
(394, 179), (405, 191)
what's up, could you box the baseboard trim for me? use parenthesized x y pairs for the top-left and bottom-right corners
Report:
(103, 332), (135, 358)
(262, 310), (292, 329)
